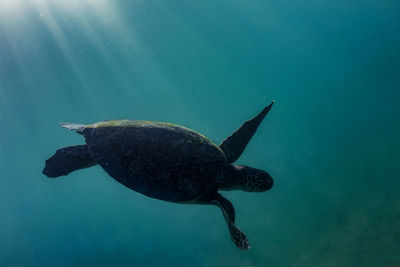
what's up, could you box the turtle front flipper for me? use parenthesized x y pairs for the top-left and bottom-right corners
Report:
(211, 193), (250, 250)
(219, 101), (274, 163)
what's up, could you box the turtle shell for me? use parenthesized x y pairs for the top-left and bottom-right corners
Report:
(83, 120), (228, 202)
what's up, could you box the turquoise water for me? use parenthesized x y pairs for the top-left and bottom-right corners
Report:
(1, 0), (400, 266)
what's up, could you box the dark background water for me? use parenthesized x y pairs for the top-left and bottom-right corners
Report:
(1, 0), (399, 266)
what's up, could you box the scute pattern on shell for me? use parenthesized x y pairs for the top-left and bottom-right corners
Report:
(83, 120), (228, 202)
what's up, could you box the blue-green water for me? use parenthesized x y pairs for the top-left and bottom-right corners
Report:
(1, 0), (399, 266)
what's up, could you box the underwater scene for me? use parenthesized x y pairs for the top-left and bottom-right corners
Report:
(1, 0), (399, 266)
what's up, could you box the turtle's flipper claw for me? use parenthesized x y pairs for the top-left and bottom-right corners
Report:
(230, 225), (250, 250)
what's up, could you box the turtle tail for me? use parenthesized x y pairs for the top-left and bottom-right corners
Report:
(43, 145), (97, 178)
(61, 122), (87, 134)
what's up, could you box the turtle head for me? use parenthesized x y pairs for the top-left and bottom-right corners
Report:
(220, 165), (273, 192)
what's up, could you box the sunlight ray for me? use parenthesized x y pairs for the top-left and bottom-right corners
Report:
(29, 0), (148, 115)
(1, 0), (193, 120)
(29, 0), (104, 112)
(89, 2), (190, 114)
(0, 0), (24, 13)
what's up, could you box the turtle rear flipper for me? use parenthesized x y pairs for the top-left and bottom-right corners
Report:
(43, 145), (97, 178)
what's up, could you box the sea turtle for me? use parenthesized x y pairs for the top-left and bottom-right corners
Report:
(43, 101), (275, 249)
